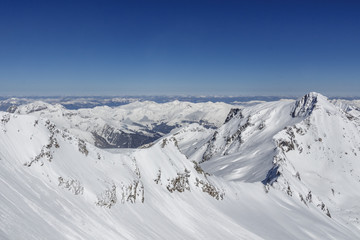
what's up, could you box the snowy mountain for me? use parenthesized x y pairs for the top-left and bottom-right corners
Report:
(0, 95), (283, 112)
(0, 97), (139, 112)
(13, 100), (237, 148)
(331, 98), (360, 119)
(176, 93), (360, 227)
(166, 92), (360, 234)
(1, 92), (360, 239)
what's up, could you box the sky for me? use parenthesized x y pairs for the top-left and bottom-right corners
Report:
(0, 0), (359, 97)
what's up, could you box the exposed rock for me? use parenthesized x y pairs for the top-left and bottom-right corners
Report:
(58, 177), (84, 195)
(224, 108), (242, 124)
(96, 184), (117, 208)
(78, 139), (89, 156)
(291, 92), (324, 118)
(167, 169), (191, 193)
(195, 178), (225, 200)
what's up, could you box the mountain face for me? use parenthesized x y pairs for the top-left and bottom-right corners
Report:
(269, 93), (360, 222)
(0, 113), (230, 239)
(13, 100), (235, 148)
(199, 98), (300, 182)
(1, 92), (360, 239)
(176, 92), (360, 226)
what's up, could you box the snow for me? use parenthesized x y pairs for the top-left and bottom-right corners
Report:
(1, 92), (360, 239)
(199, 99), (301, 182)
(14, 100), (239, 148)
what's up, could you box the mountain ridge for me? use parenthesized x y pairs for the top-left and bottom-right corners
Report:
(1, 92), (360, 239)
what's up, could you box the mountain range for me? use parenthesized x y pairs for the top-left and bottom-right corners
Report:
(1, 92), (360, 239)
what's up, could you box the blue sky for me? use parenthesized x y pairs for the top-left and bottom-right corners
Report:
(0, 0), (359, 96)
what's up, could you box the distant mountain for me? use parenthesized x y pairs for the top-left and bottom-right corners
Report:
(1, 95), (359, 112)
(0, 95), (288, 112)
(13, 100), (237, 148)
(0, 97), (139, 111)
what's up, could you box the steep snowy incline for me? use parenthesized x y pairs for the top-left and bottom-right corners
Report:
(0, 112), (250, 239)
(197, 98), (302, 182)
(265, 92), (360, 228)
(13, 100), (238, 148)
(183, 92), (360, 230)
(1, 109), (359, 239)
(331, 98), (360, 119)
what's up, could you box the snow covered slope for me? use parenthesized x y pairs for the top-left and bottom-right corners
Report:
(331, 98), (360, 119)
(13, 100), (236, 148)
(199, 98), (300, 182)
(267, 93), (360, 227)
(177, 92), (360, 231)
(1, 92), (360, 239)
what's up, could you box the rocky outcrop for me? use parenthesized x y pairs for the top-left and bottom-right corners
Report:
(290, 92), (325, 117)
(224, 108), (242, 124)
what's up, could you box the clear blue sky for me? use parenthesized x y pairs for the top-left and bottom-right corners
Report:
(0, 0), (359, 96)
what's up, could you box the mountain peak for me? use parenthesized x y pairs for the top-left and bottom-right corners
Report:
(15, 101), (64, 114)
(290, 92), (327, 117)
